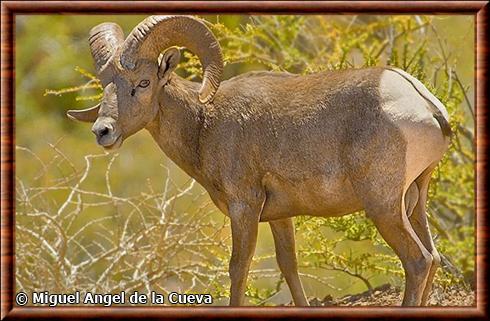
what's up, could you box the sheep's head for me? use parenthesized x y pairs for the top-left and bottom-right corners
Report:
(67, 16), (223, 150)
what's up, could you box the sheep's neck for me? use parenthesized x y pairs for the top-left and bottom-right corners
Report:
(145, 75), (206, 183)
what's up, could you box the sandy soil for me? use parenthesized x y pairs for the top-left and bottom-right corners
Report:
(308, 283), (475, 307)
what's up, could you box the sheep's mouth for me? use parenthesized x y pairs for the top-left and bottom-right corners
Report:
(101, 134), (123, 151)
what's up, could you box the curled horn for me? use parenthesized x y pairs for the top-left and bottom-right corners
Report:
(88, 22), (125, 81)
(120, 16), (223, 104)
(67, 23), (123, 122)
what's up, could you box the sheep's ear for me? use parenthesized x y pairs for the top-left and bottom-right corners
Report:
(158, 47), (180, 86)
(66, 104), (100, 122)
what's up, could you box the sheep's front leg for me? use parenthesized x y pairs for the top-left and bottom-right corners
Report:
(270, 218), (309, 306)
(228, 201), (261, 306)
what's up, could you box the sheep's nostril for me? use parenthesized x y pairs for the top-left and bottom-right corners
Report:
(100, 127), (109, 137)
(92, 124), (111, 139)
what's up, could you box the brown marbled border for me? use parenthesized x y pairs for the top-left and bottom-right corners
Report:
(1, 1), (488, 320)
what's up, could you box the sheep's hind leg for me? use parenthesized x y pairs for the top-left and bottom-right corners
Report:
(269, 218), (309, 306)
(407, 166), (441, 306)
(365, 192), (433, 306)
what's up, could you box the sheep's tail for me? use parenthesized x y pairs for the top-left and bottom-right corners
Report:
(386, 67), (452, 138)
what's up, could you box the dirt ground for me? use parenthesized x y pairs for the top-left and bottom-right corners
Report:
(309, 284), (475, 307)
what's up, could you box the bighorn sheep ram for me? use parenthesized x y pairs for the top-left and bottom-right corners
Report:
(67, 16), (451, 306)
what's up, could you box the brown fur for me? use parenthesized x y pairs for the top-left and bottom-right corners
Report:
(67, 16), (451, 306)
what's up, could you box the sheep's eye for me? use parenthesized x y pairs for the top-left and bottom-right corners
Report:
(138, 80), (150, 88)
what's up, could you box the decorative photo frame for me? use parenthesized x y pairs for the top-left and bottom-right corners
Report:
(1, 1), (488, 319)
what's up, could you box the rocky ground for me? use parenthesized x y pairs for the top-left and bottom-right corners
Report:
(308, 283), (475, 306)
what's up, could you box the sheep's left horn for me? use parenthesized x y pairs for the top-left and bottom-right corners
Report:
(120, 16), (223, 104)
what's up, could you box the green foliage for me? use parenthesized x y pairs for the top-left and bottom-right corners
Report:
(21, 15), (474, 305)
(44, 66), (102, 101)
(201, 15), (474, 292)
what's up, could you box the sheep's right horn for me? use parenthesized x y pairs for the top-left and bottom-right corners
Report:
(67, 103), (100, 123)
(120, 16), (223, 104)
(89, 22), (124, 75)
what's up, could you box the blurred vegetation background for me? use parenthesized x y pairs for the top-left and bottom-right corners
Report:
(15, 15), (474, 306)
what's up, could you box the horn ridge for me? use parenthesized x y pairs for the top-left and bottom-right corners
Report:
(89, 22), (125, 74)
(120, 15), (223, 103)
